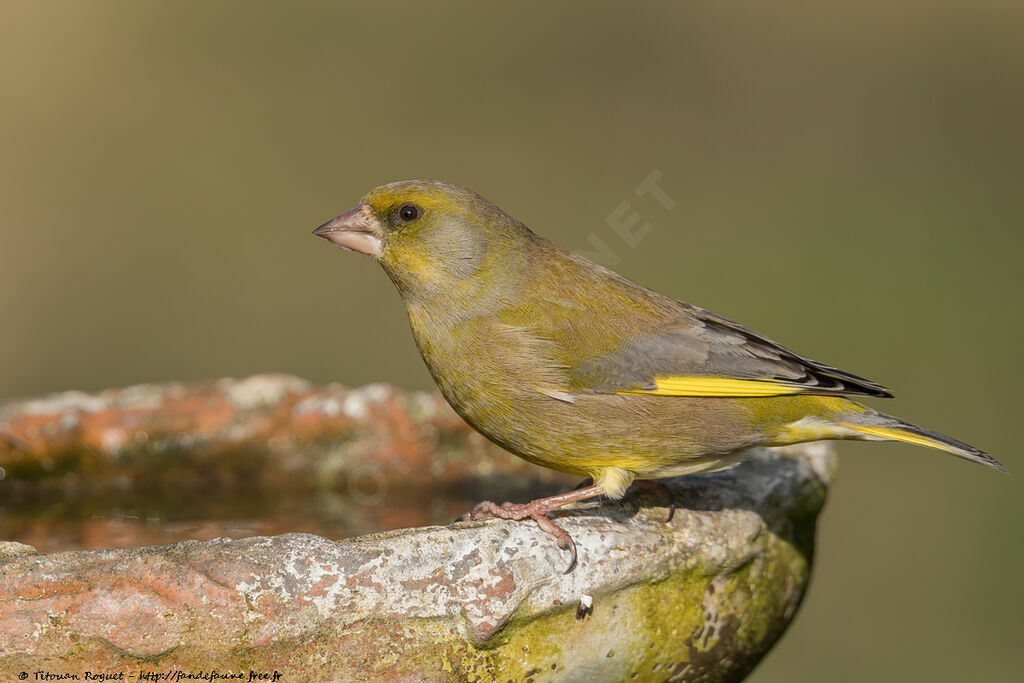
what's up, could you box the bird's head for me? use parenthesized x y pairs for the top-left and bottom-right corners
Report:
(314, 179), (532, 300)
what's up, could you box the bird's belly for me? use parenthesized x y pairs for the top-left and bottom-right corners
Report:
(408, 312), (765, 478)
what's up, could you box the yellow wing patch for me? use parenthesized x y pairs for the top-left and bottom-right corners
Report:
(617, 376), (809, 398)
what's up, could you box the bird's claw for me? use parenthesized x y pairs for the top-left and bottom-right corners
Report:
(528, 511), (578, 573)
(456, 498), (580, 573)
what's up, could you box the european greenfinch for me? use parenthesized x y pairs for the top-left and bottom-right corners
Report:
(314, 179), (1003, 571)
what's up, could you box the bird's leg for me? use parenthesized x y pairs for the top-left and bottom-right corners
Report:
(573, 476), (594, 490)
(459, 484), (605, 573)
(633, 479), (675, 522)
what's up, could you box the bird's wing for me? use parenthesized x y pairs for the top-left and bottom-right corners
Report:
(497, 246), (891, 400)
(500, 280), (891, 400)
(565, 302), (893, 398)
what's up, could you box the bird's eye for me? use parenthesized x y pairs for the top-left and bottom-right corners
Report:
(398, 204), (421, 222)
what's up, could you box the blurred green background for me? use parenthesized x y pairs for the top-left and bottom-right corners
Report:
(1, 1), (1021, 680)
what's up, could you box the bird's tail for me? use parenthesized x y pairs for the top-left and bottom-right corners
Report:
(833, 407), (1005, 472)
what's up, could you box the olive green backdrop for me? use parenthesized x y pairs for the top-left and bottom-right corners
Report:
(1, 2), (1020, 681)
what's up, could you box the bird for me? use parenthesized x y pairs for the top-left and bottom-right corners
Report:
(313, 179), (1004, 572)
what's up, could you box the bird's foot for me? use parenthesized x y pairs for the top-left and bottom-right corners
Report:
(462, 500), (579, 573)
(458, 484), (604, 573)
(633, 479), (675, 523)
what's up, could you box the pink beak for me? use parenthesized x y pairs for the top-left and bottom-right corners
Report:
(313, 205), (384, 257)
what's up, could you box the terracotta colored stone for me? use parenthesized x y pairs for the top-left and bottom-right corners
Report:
(0, 375), (568, 493)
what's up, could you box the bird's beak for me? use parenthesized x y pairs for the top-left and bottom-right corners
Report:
(312, 204), (384, 257)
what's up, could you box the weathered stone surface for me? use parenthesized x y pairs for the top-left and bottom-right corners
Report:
(0, 442), (835, 681)
(0, 374), (569, 492)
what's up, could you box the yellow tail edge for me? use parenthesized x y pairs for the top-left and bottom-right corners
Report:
(839, 420), (1006, 472)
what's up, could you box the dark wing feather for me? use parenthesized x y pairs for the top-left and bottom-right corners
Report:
(679, 304), (893, 397)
